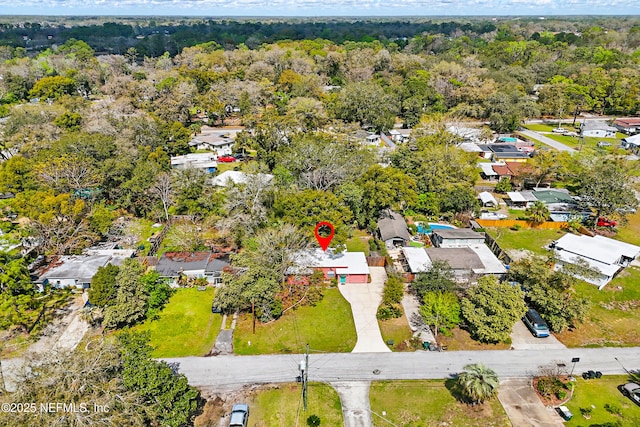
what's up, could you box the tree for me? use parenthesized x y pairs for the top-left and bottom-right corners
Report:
(356, 165), (417, 227)
(29, 75), (77, 100)
(150, 172), (173, 222)
(330, 81), (398, 131)
(461, 275), (527, 343)
(419, 291), (460, 338)
(457, 363), (500, 404)
(577, 160), (638, 221)
(88, 264), (120, 307)
(412, 260), (458, 299)
(103, 259), (148, 329)
(494, 177), (512, 194)
(526, 201), (550, 223)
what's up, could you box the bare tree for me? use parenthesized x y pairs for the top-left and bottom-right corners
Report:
(149, 172), (173, 222)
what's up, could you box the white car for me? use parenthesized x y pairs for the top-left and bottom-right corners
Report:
(479, 212), (508, 220)
(552, 127), (567, 133)
(622, 383), (640, 406)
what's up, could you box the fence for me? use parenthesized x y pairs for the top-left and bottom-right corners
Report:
(484, 233), (512, 265)
(366, 256), (386, 267)
(475, 219), (568, 229)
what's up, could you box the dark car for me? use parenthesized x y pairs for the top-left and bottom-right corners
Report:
(522, 308), (550, 338)
(232, 153), (247, 161)
(211, 303), (221, 314)
(218, 156), (236, 163)
(621, 382), (640, 406)
(229, 403), (249, 427)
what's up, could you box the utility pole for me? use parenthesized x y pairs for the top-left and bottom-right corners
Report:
(300, 344), (309, 411)
(252, 298), (256, 334)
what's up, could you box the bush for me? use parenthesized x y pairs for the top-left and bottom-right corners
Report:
(376, 304), (402, 320)
(579, 407), (592, 417)
(307, 414), (321, 426)
(556, 390), (567, 400)
(368, 238), (377, 252)
(604, 403), (622, 415)
(510, 224), (522, 231)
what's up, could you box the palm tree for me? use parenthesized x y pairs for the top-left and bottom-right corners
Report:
(526, 201), (550, 223)
(457, 363), (500, 404)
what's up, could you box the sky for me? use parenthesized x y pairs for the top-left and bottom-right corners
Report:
(1, 0), (639, 17)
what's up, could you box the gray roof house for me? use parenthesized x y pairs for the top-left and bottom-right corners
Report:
(37, 249), (135, 290)
(155, 252), (230, 286)
(581, 120), (617, 138)
(430, 229), (485, 248)
(377, 210), (411, 249)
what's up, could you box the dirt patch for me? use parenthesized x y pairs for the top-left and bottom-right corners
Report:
(439, 327), (510, 351)
(194, 384), (279, 427)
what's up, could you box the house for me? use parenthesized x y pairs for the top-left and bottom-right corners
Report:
(155, 252), (230, 286)
(425, 246), (506, 282)
(400, 245), (506, 283)
(492, 151), (531, 163)
(377, 210), (411, 249)
(478, 162), (500, 180)
(430, 229), (485, 248)
(210, 170), (274, 187)
(365, 134), (380, 145)
(580, 120), (617, 138)
(552, 234), (640, 289)
(448, 126), (485, 143)
(387, 129), (411, 143)
(613, 118), (640, 135)
(460, 142), (485, 155)
(36, 249), (135, 290)
(188, 126), (244, 156)
(621, 134), (640, 152)
(170, 153), (217, 173)
(478, 191), (498, 208)
(505, 191), (538, 208)
(287, 249), (369, 284)
(495, 136), (535, 154)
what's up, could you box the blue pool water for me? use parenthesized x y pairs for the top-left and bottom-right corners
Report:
(416, 223), (456, 234)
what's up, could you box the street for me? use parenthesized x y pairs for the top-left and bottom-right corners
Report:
(165, 347), (640, 394)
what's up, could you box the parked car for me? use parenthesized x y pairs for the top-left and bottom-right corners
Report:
(552, 127), (567, 133)
(232, 153), (247, 161)
(562, 131), (578, 137)
(229, 403), (249, 427)
(211, 304), (221, 314)
(597, 141), (612, 147)
(522, 308), (550, 338)
(556, 405), (573, 421)
(479, 211), (508, 220)
(218, 156), (236, 163)
(597, 217), (617, 227)
(621, 383), (640, 406)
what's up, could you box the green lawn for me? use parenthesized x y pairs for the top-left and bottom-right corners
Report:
(556, 267), (640, 347)
(564, 376), (640, 427)
(369, 380), (510, 427)
(615, 210), (640, 246)
(248, 383), (343, 427)
(378, 310), (415, 352)
(345, 229), (371, 255)
(234, 288), (356, 354)
(485, 227), (566, 256)
(133, 287), (221, 357)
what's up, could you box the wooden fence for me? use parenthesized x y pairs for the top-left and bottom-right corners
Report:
(484, 233), (512, 265)
(475, 219), (568, 229)
(366, 256), (386, 267)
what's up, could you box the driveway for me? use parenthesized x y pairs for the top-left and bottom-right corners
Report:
(519, 129), (576, 152)
(510, 321), (567, 351)
(338, 266), (390, 353)
(332, 381), (372, 427)
(498, 378), (565, 427)
(400, 287), (436, 344)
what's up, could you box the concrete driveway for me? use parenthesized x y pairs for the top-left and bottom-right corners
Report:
(332, 381), (372, 427)
(498, 378), (565, 427)
(338, 266), (391, 353)
(519, 129), (576, 152)
(510, 321), (567, 351)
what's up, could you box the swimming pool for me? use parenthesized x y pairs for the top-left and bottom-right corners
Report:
(416, 222), (457, 234)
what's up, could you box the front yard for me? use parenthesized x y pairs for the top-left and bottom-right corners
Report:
(378, 308), (415, 352)
(563, 375), (640, 427)
(133, 287), (221, 357)
(555, 267), (640, 347)
(233, 288), (356, 354)
(369, 380), (510, 427)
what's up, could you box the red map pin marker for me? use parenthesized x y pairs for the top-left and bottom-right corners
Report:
(314, 222), (335, 251)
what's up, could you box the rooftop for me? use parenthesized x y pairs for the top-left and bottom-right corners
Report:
(554, 234), (640, 266)
(289, 249), (369, 275)
(432, 229), (485, 240)
(156, 252), (230, 277)
(425, 247), (484, 271)
(210, 170), (274, 187)
(401, 246), (432, 273)
(377, 210), (411, 242)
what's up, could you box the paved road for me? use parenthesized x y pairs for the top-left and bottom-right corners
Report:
(165, 347), (640, 394)
(519, 129), (576, 152)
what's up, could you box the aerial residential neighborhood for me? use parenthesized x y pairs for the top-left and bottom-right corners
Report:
(1, 13), (640, 427)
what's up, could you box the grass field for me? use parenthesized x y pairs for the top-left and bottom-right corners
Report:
(439, 327), (511, 351)
(485, 227), (565, 256)
(247, 383), (344, 427)
(378, 310), (414, 351)
(615, 210), (640, 246)
(345, 229), (371, 255)
(563, 376), (640, 427)
(369, 380), (510, 427)
(133, 287), (221, 357)
(555, 267), (640, 347)
(233, 288), (356, 354)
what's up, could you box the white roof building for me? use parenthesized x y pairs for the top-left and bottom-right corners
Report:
(553, 234), (640, 289)
(170, 153), (218, 173)
(210, 170), (274, 187)
(478, 191), (498, 207)
(401, 247), (432, 273)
